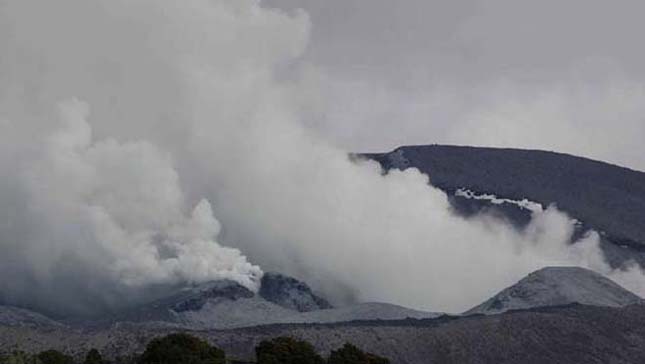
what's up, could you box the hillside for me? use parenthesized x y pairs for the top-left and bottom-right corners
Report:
(0, 305), (63, 328)
(4, 304), (645, 364)
(102, 274), (438, 330)
(362, 145), (645, 266)
(466, 266), (642, 315)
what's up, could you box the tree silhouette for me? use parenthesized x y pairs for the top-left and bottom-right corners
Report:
(328, 343), (390, 364)
(37, 350), (74, 364)
(138, 333), (225, 364)
(83, 349), (103, 364)
(255, 337), (324, 364)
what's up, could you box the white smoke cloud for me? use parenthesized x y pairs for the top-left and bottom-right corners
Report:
(0, 0), (643, 316)
(0, 98), (260, 315)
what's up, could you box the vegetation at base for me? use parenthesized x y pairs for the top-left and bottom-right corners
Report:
(255, 337), (324, 364)
(37, 350), (74, 364)
(83, 349), (104, 364)
(137, 333), (225, 364)
(0, 350), (75, 364)
(328, 343), (390, 364)
(0, 351), (41, 364)
(1, 334), (389, 364)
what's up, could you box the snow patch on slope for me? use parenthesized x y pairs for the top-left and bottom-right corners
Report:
(455, 188), (544, 213)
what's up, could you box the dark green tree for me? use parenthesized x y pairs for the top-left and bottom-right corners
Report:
(138, 333), (225, 364)
(1, 351), (41, 364)
(113, 355), (138, 364)
(83, 349), (103, 364)
(255, 337), (324, 364)
(37, 350), (73, 364)
(328, 343), (390, 364)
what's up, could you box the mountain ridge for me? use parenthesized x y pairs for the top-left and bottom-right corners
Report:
(361, 144), (645, 267)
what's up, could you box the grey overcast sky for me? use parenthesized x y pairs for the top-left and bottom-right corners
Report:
(265, 0), (645, 171)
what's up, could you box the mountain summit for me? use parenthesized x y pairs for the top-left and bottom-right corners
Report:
(465, 266), (642, 315)
(259, 272), (332, 312)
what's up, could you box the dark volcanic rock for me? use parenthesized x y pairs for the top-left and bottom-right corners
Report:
(92, 276), (434, 330)
(259, 272), (332, 312)
(171, 281), (254, 312)
(111, 280), (255, 324)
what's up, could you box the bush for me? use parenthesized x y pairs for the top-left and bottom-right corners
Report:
(37, 350), (74, 364)
(138, 333), (225, 364)
(328, 343), (390, 364)
(1, 351), (42, 364)
(83, 349), (103, 364)
(255, 337), (324, 364)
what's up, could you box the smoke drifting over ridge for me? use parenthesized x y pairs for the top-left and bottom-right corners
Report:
(0, 0), (643, 316)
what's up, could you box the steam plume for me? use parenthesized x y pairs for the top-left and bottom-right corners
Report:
(0, 0), (643, 316)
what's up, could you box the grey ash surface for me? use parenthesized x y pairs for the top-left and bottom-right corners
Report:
(0, 267), (643, 363)
(4, 304), (645, 364)
(91, 273), (436, 330)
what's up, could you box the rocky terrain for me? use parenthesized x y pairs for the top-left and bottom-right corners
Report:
(70, 273), (439, 330)
(258, 272), (333, 312)
(465, 266), (642, 315)
(2, 265), (644, 363)
(3, 304), (645, 363)
(0, 277), (439, 334)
